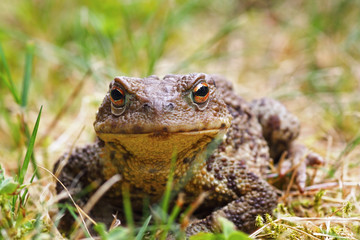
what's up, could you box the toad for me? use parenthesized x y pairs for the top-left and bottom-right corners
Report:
(54, 73), (323, 235)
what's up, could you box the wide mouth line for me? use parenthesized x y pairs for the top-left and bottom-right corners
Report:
(97, 128), (224, 135)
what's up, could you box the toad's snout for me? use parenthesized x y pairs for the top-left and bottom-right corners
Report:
(143, 101), (175, 114)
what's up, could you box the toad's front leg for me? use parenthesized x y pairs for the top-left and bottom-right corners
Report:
(53, 144), (107, 233)
(185, 172), (278, 236)
(250, 98), (324, 191)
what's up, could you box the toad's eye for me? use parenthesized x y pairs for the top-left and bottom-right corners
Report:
(110, 86), (125, 107)
(192, 82), (209, 104)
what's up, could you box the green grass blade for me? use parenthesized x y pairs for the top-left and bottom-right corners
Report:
(119, 5), (138, 62)
(122, 184), (134, 234)
(0, 42), (20, 104)
(22, 123), (41, 179)
(18, 106), (42, 185)
(337, 134), (360, 160)
(146, 27), (167, 76)
(135, 215), (152, 240)
(172, 17), (241, 72)
(167, 202), (181, 228)
(65, 204), (91, 239)
(0, 71), (11, 90)
(21, 42), (35, 107)
(20, 170), (37, 206)
(1, 101), (21, 146)
(30, 154), (40, 179)
(161, 151), (176, 217)
(326, 134), (360, 178)
(161, 200), (182, 239)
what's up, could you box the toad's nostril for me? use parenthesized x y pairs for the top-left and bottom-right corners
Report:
(143, 103), (152, 112)
(164, 103), (174, 112)
(143, 102), (174, 113)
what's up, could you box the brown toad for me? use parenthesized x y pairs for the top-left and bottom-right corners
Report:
(54, 73), (322, 235)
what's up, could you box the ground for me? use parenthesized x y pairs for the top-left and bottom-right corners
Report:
(0, 0), (360, 239)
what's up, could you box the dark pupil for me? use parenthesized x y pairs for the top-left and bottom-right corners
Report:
(111, 89), (123, 101)
(195, 85), (209, 97)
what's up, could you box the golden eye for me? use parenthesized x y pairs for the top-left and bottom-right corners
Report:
(192, 82), (209, 104)
(110, 86), (125, 107)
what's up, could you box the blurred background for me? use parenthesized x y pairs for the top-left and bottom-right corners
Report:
(1, 0), (360, 186)
(0, 0), (360, 237)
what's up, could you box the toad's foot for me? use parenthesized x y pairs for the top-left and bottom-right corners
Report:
(279, 143), (324, 192)
(185, 174), (278, 235)
(250, 98), (324, 192)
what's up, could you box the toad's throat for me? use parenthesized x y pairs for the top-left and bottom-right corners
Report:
(98, 129), (226, 198)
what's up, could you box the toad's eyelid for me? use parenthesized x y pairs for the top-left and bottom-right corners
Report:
(189, 79), (207, 92)
(113, 77), (134, 94)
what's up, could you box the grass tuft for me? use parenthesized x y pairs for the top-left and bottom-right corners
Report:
(20, 42), (35, 108)
(135, 215), (152, 240)
(0, 42), (20, 104)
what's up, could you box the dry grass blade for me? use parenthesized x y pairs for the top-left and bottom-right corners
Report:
(249, 217), (337, 240)
(277, 151), (288, 176)
(282, 224), (321, 240)
(37, 69), (91, 146)
(180, 192), (208, 230)
(280, 161), (301, 203)
(83, 174), (121, 215)
(110, 214), (121, 230)
(249, 218), (281, 238)
(53, 126), (85, 177)
(280, 216), (360, 223)
(37, 166), (94, 238)
(73, 174), (121, 239)
(305, 181), (360, 191)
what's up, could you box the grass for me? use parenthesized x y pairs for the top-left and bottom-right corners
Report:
(1, 0), (360, 239)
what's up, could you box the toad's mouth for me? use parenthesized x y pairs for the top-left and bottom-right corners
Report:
(97, 128), (223, 137)
(93, 116), (232, 136)
(97, 129), (227, 161)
